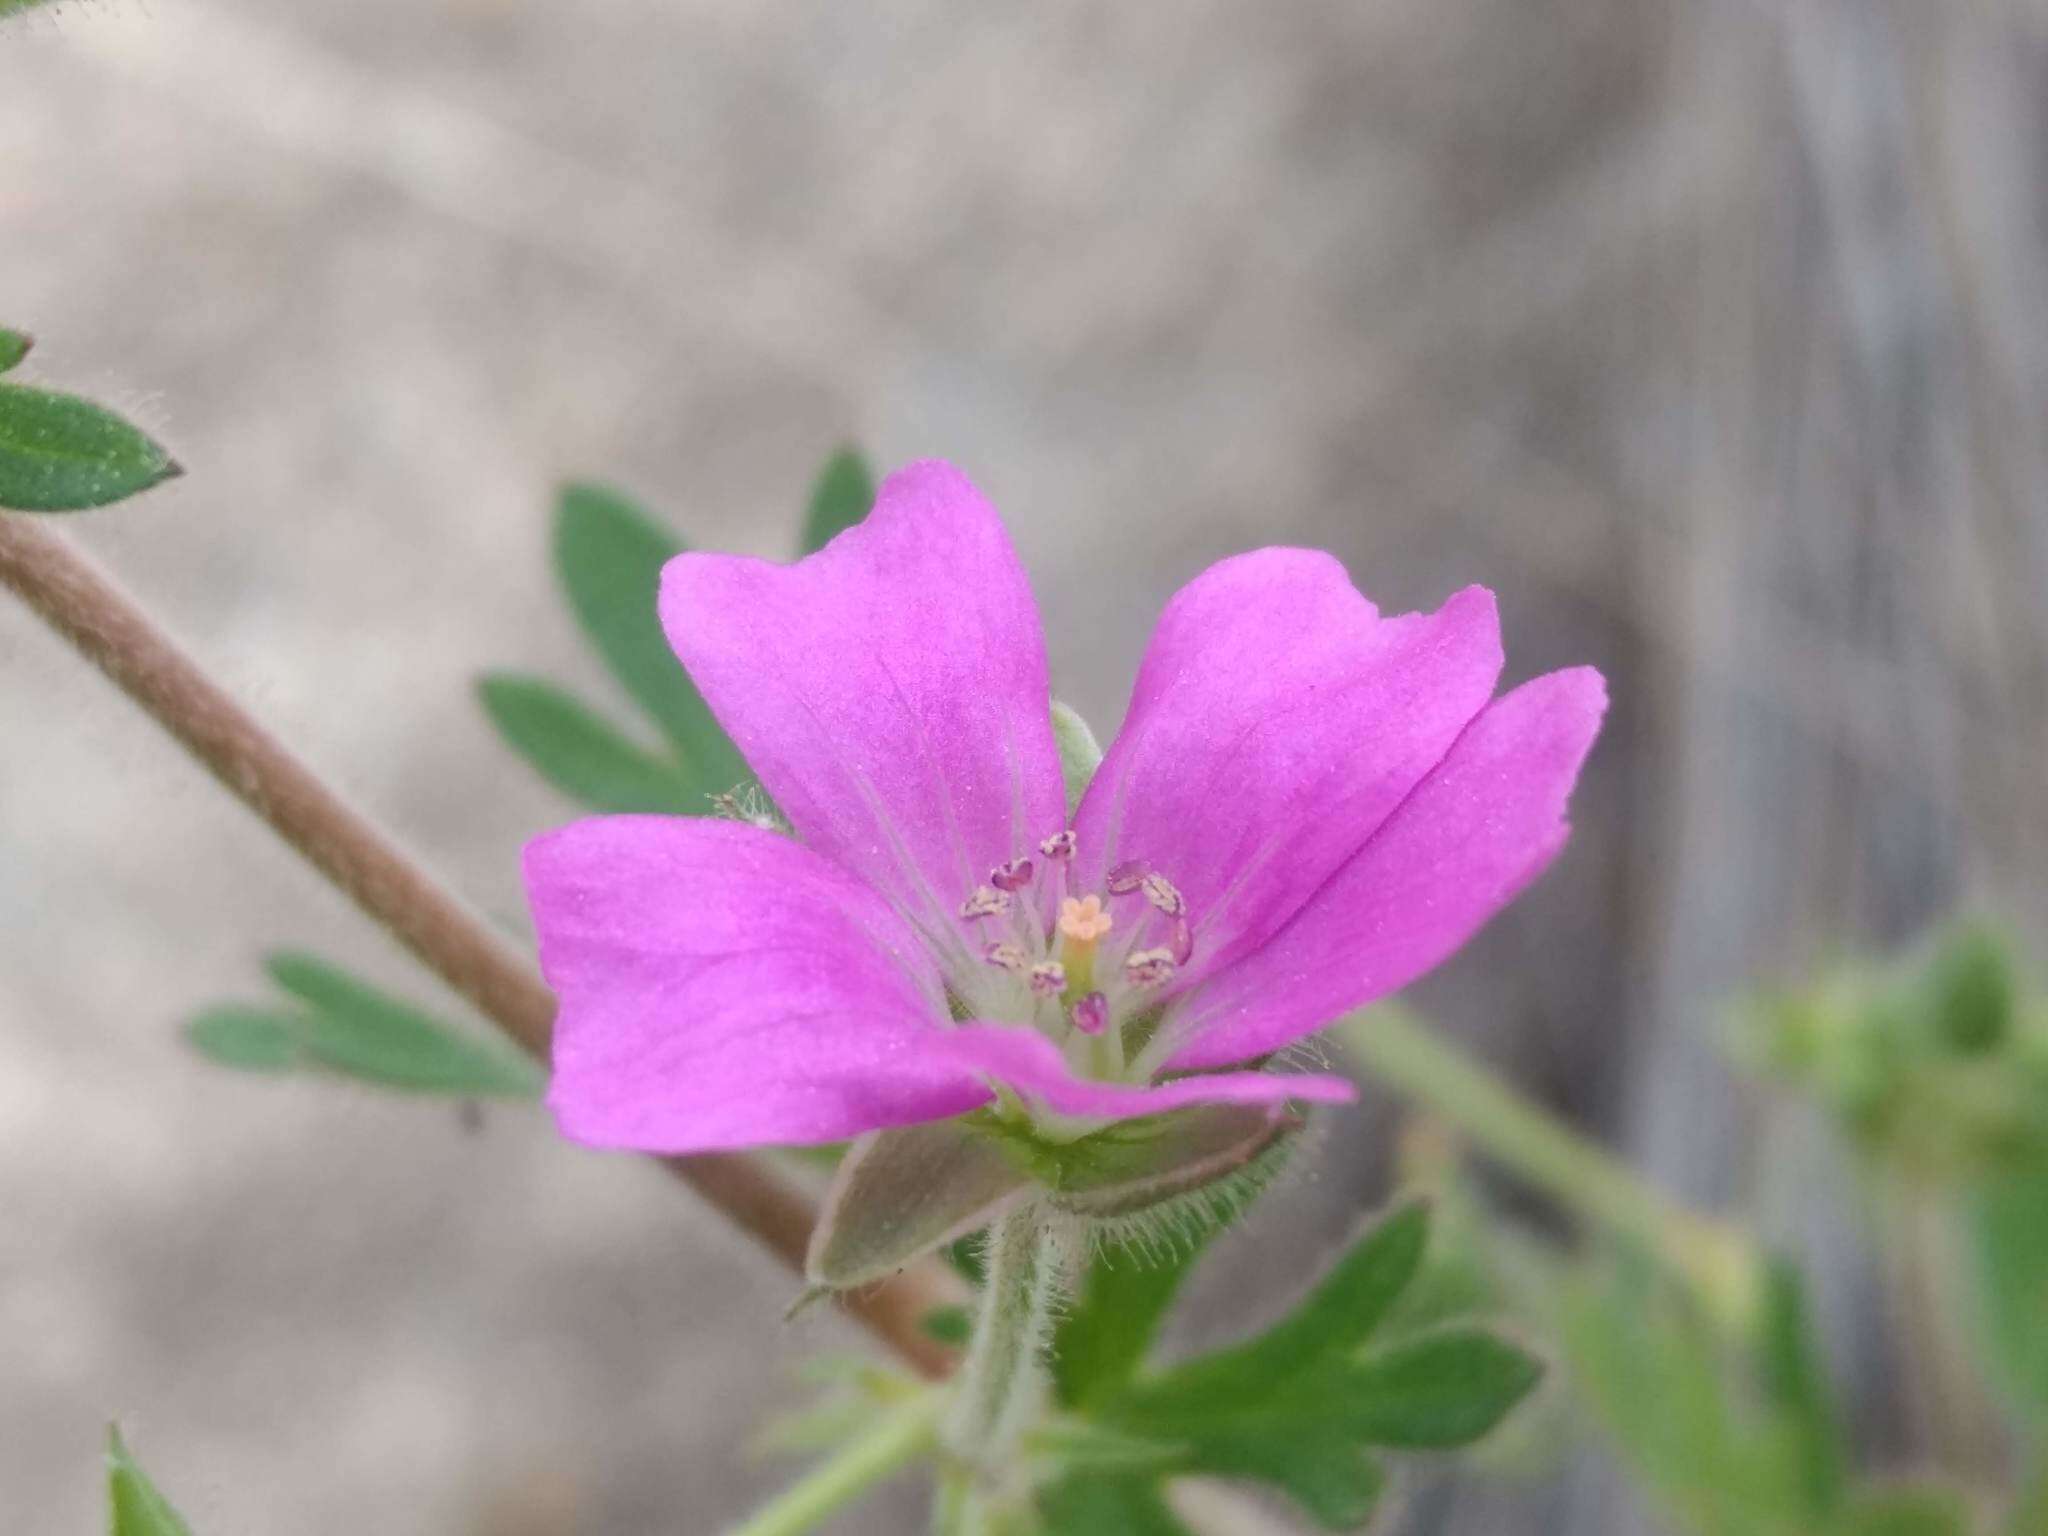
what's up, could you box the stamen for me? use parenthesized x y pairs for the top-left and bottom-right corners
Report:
(1124, 947), (1178, 988)
(1106, 860), (1147, 895)
(1056, 895), (1113, 944)
(1038, 830), (1077, 861)
(1169, 914), (1194, 965)
(990, 857), (1035, 892)
(960, 887), (1011, 920)
(1139, 872), (1186, 917)
(1028, 961), (1067, 997)
(1069, 991), (1108, 1035)
(983, 942), (1027, 972)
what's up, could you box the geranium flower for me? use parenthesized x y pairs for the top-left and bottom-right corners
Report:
(524, 461), (1604, 1154)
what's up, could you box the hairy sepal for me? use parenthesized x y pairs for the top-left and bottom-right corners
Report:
(807, 1119), (1032, 1288)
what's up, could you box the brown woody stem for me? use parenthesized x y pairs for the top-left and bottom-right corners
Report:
(0, 512), (960, 1377)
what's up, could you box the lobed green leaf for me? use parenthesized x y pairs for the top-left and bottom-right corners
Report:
(476, 672), (700, 814)
(1053, 1234), (1213, 1411)
(1074, 1202), (1542, 1527)
(1116, 1199), (1430, 1418)
(0, 382), (179, 511)
(1035, 1474), (1196, 1536)
(1323, 1327), (1544, 1448)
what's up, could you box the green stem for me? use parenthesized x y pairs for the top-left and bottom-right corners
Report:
(943, 1202), (1062, 1474)
(1341, 1005), (1762, 1331)
(930, 1466), (983, 1536)
(725, 1393), (939, 1536)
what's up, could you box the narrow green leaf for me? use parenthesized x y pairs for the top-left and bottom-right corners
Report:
(1120, 1200), (1431, 1417)
(0, 382), (180, 511)
(552, 482), (746, 790)
(0, 329), (30, 373)
(1327, 1328), (1543, 1448)
(800, 446), (876, 553)
(185, 1006), (305, 1072)
(1757, 1259), (1845, 1516)
(1036, 1475), (1195, 1536)
(263, 952), (542, 1097)
(805, 1120), (1030, 1288)
(107, 1427), (197, 1536)
(1051, 701), (1103, 818)
(476, 672), (699, 814)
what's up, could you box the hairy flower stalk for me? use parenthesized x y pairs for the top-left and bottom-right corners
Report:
(943, 1205), (1066, 1478)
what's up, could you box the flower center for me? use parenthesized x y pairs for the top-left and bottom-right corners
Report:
(953, 832), (1195, 1082)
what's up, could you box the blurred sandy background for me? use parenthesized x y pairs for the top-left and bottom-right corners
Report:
(4, 1), (2046, 1531)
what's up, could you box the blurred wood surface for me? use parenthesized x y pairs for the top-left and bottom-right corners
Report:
(2, 0), (2043, 1531)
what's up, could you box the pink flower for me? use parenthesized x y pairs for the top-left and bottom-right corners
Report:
(524, 461), (1605, 1154)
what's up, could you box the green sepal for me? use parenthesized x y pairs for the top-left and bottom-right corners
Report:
(476, 672), (700, 813)
(0, 328), (30, 373)
(0, 381), (180, 511)
(107, 1427), (197, 1536)
(800, 445), (876, 552)
(805, 1119), (1030, 1288)
(975, 1100), (1304, 1223)
(1050, 700), (1103, 818)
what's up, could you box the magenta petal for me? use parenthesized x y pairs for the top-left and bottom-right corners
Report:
(937, 1024), (1356, 1119)
(1074, 555), (1503, 984)
(1167, 667), (1608, 1071)
(660, 461), (1066, 941)
(525, 817), (990, 1153)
